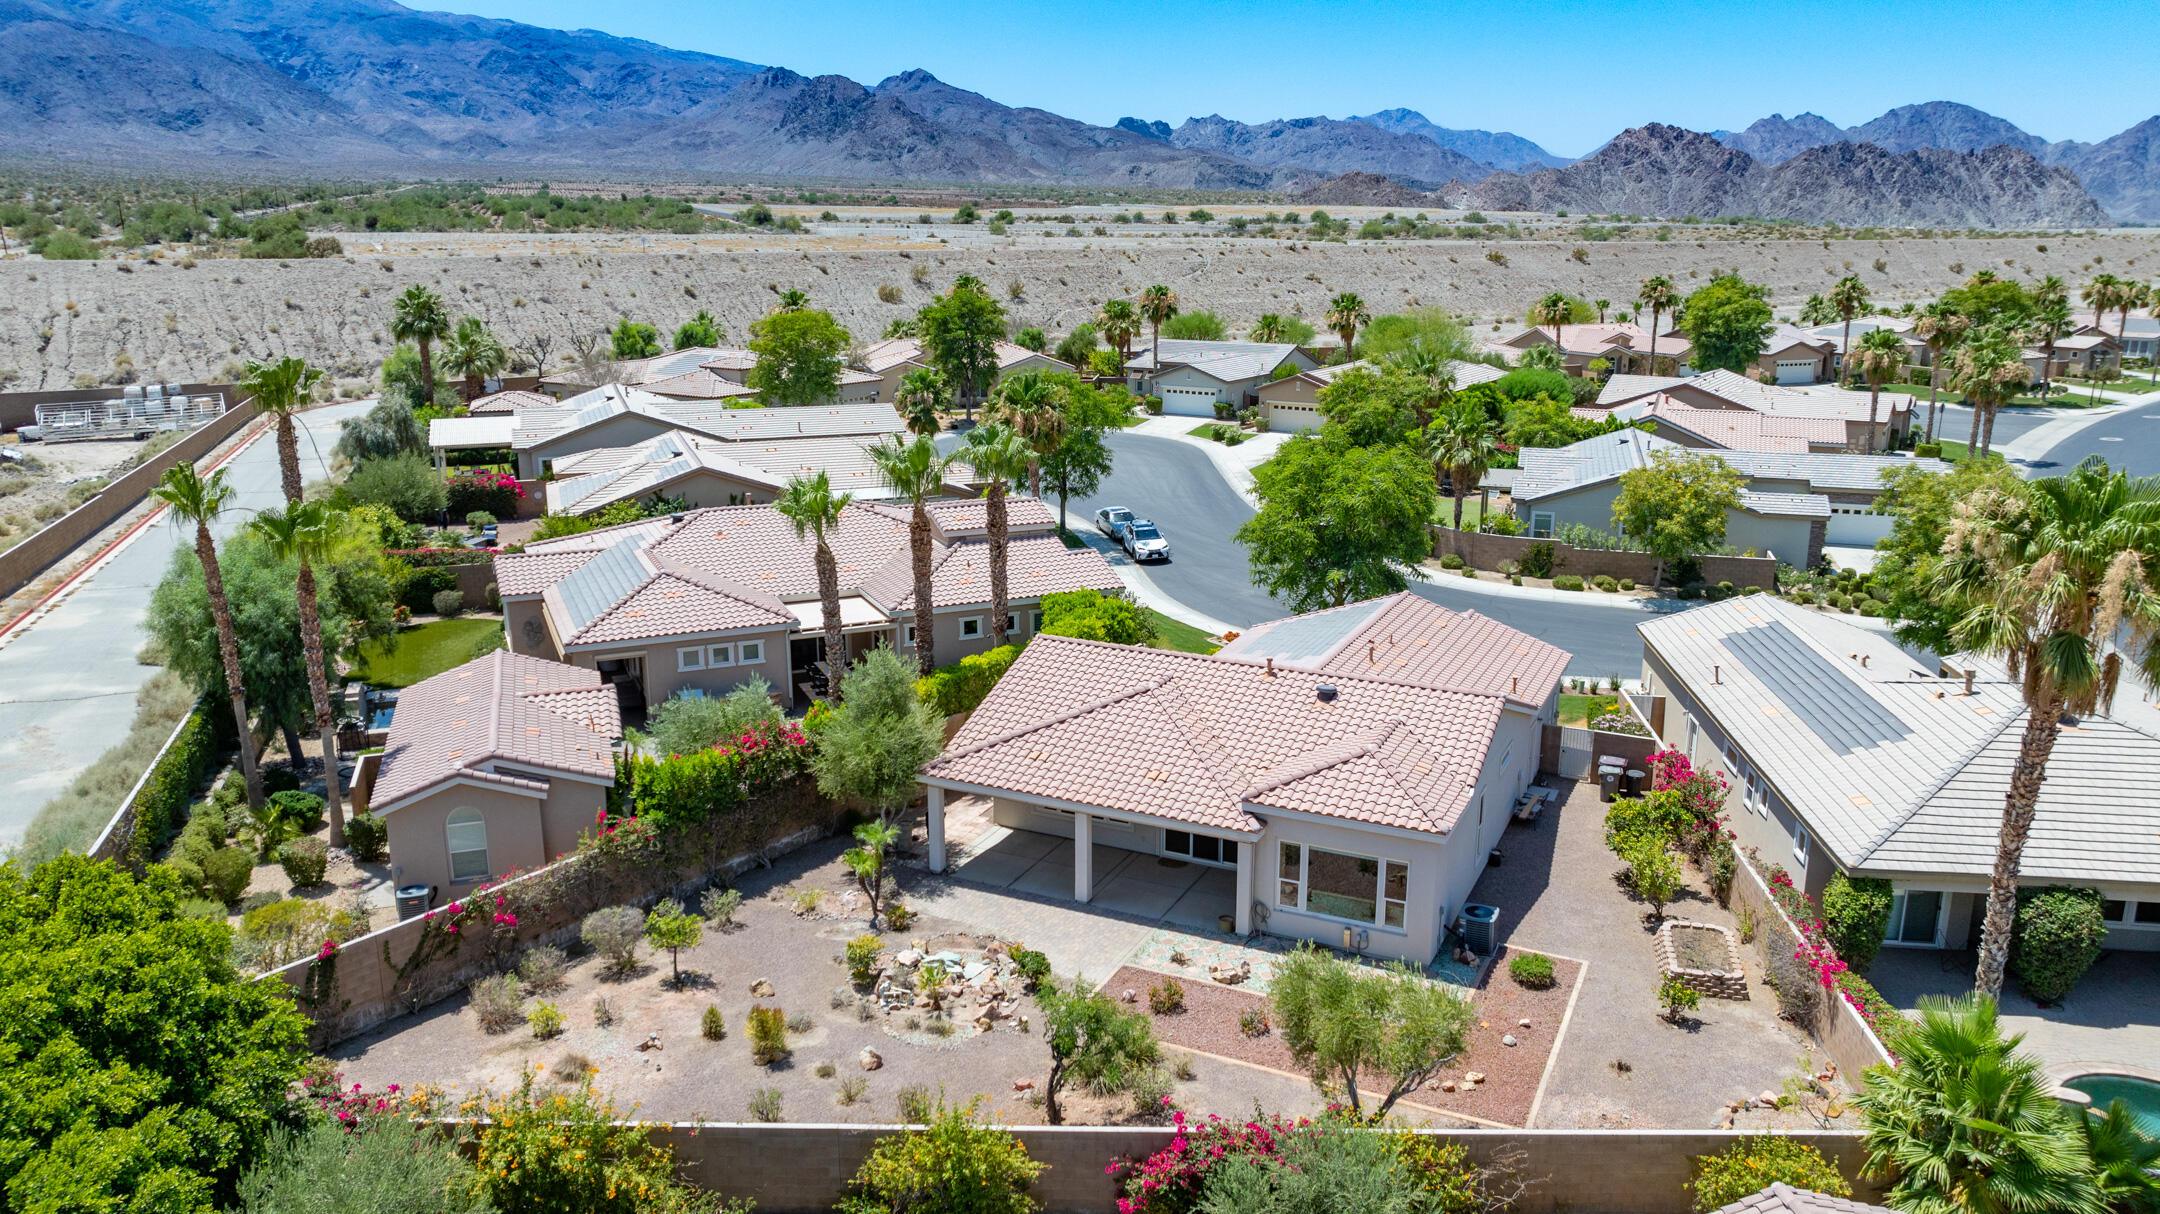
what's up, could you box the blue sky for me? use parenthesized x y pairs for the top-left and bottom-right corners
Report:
(449, 0), (2156, 156)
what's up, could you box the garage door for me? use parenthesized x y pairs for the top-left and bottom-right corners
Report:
(1826, 504), (1894, 545)
(1774, 360), (1818, 385)
(1160, 387), (1221, 416)
(1269, 405), (1323, 434)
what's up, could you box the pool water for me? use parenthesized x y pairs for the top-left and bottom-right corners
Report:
(2067, 1074), (2160, 1136)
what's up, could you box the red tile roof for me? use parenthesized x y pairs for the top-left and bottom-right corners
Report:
(369, 650), (619, 812)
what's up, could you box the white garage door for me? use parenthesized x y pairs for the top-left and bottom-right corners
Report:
(1160, 387), (1221, 416)
(1774, 360), (1818, 385)
(1826, 504), (1895, 545)
(1269, 405), (1323, 434)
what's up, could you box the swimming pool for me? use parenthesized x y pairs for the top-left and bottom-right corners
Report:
(2066, 1074), (2160, 1136)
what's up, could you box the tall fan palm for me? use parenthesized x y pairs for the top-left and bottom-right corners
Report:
(1389, 340), (1456, 428)
(2117, 281), (2152, 354)
(1325, 292), (1370, 358)
(2081, 273), (2123, 336)
(963, 423), (1032, 647)
(390, 285), (451, 405)
(774, 472), (854, 694)
(2025, 297), (2073, 394)
(154, 464), (263, 810)
(1423, 401), (1501, 532)
(1849, 328), (1908, 453)
(1637, 275), (1680, 376)
(1854, 993), (2107, 1214)
(1932, 459), (2160, 997)
(1137, 284), (1178, 369)
(776, 288), (809, 313)
(248, 502), (347, 845)
(987, 369), (1066, 500)
(894, 366), (947, 437)
(1096, 299), (1140, 367)
(866, 434), (956, 677)
(439, 315), (508, 403)
(1529, 291), (1573, 365)
(1828, 274), (1872, 384)
(1951, 323), (2033, 458)
(1249, 313), (1292, 343)
(1913, 305), (1970, 443)
(238, 355), (324, 505)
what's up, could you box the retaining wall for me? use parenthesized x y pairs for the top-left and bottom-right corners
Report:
(638, 1124), (1880, 1214)
(1429, 528), (1780, 589)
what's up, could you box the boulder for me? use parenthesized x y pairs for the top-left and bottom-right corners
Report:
(749, 978), (775, 997)
(859, 1048), (883, 1071)
(895, 948), (924, 968)
(1502, 1034), (1519, 1047)
(1465, 1071), (1486, 1084)
(1758, 1090), (1780, 1107)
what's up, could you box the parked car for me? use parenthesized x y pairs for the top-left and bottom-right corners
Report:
(1119, 519), (1170, 561)
(1094, 506), (1135, 536)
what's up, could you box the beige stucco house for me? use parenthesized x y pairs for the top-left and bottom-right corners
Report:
(1593, 368), (1913, 453)
(854, 337), (1071, 404)
(1255, 359), (1505, 434)
(1498, 323), (1695, 377)
(1123, 339), (1318, 416)
(541, 428), (975, 515)
(366, 650), (620, 902)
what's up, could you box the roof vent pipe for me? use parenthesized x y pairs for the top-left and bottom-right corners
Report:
(1265, 657), (1275, 677)
(1713, 664), (1721, 685)
(1861, 654), (1870, 669)
(1315, 684), (1338, 703)
(1963, 669), (1975, 696)
(670, 513), (684, 524)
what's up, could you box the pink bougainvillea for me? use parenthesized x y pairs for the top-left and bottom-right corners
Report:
(1108, 1110), (1312, 1214)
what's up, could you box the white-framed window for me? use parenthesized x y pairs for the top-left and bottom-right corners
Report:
(1749, 773), (1770, 817)
(1279, 844), (1408, 929)
(1792, 818), (1811, 866)
(676, 646), (705, 672)
(1722, 743), (1742, 785)
(1163, 830), (1237, 866)
(902, 623), (918, 648)
(2103, 898), (2160, 928)
(1277, 842), (1302, 909)
(1031, 611), (1044, 633)
(1885, 889), (1947, 947)
(1529, 511), (1556, 538)
(958, 616), (984, 640)
(707, 643), (735, 667)
(1685, 715), (1700, 764)
(446, 807), (489, 884)
(738, 639), (764, 664)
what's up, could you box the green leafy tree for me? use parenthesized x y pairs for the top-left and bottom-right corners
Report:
(1610, 449), (1744, 586)
(390, 285), (451, 404)
(609, 318), (660, 360)
(1871, 459), (2021, 651)
(1160, 310), (1225, 341)
(343, 452), (448, 522)
(1238, 437), (1436, 612)
(866, 434), (957, 675)
(153, 465), (264, 809)
(238, 356), (326, 505)
(774, 472), (855, 689)
(919, 277), (1007, 418)
(0, 856), (312, 1212)
(643, 898), (703, 986)
(334, 390), (426, 464)
(1314, 364), (1421, 449)
(1052, 322), (1098, 368)
(1680, 274), (1774, 374)
(1040, 382), (1125, 535)
(1386, 338), (1459, 428)
(1036, 976), (1161, 1125)
(841, 820), (901, 929)
(809, 646), (945, 821)
(1268, 944), (1474, 1116)
(1039, 589), (1155, 646)
(747, 308), (851, 406)
(673, 309), (723, 350)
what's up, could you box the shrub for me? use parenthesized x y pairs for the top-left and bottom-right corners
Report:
(1009, 948), (1050, 991)
(528, 1001), (565, 1039)
(1914, 441), (1942, 457)
(396, 565), (461, 615)
(431, 588), (465, 618)
(1836, 971), (1897, 1035)
(914, 643), (1025, 717)
(787, 1010), (814, 1033)
(1518, 541), (1557, 579)
(747, 1088), (785, 1122)
(2010, 885), (2108, 1002)
(702, 885), (743, 926)
(343, 812), (387, 861)
(236, 896), (365, 969)
(581, 905), (645, 974)
(1592, 574), (1618, 592)
(1439, 552), (1465, 570)
(886, 903), (913, 931)
(444, 468), (524, 519)
(1859, 600), (1885, 617)
(592, 996), (615, 1027)
(1128, 1066), (1175, 1116)
(1552, 574), (1585, 591)
(464, 1071), (707, 1214)
(1820, 874), (1893, 973)
(1716, 580), (1735, 596)
(1147, 978), (1185, 1015)
(1509, 951), (1556, 989)
(1678, 585), (1703, 600)
(645, 680), (784, 757)
(276, 837), (329, 887)
(838, 1099), (1045, 1214)
(1619, 578), (1635, 591)
(465, 510), (496, 529)
(345, 453), (447, 522)
(518, 944), (568, 995)
(1689, 1136), (1851, 1212)
(1658, 976), (1701, 1021)
(1742, 585), (1763, 596)
(1238, 1008), (1271, 1036)
(470, 973), (525, 1033)
(838, 1076), (868, 1105)
(847, 934), (883, 987)
(895, 1084), (938, 1125)
(204, 846), (254, 904)
(748, 1005), (790, 1064)
(703, 1005), (727, 1041)
(269, 789), (323, 828)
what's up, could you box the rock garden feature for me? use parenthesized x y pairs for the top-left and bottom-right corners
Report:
(1656, 919), (1747, 999)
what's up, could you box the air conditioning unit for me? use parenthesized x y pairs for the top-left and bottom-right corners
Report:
(1459, 903), (1501, 955)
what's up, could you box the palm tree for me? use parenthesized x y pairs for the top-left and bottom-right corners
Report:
(963, 423), (1032, 647)
(1951, 324), (2033, 458)
(1913, 305), (1970, 443)
(238, 356), (324, 506)
(866, 434), (956, 677)
(1137, 284), (1178, 369)
(894, 366), (947, 437)
(987, 369), (1065, 501)
(390, 285), (451, 405)
(1530, 291), (1573, 365)
(155, 464), (263, 810)
(1849, 328), (1908, 453)
(2081, 273), (2123, 336)
(1424, 401), (1500, 532)
(2026, 297), (2073, 394)
(1828, 274), (1872, 384)
(1389, 340), (1456, 428)
(1096, 299), (1140, 367)
(1324, 292), (1370, 358)
(1249, 313), (1291, 343)
(1854, 993), (2107, 1214)
(2117, 281), (2152, 357)
(774, 472), (854, 694)
(1593, 298), (1610, 323)
(439, 316), (508, 404)
(1637, 275), (1680, 376)
(1932, 459), (2160, 997)
(2149, 292), (2160, 386)
(248, 502), (347, 846)
(2084, 1097), (2160, 1212)
(776, 288), (809, 313)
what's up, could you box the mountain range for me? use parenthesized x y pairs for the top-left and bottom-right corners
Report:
(2, 0), (2153, 225)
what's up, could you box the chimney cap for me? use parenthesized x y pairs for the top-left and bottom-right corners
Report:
(1315, 683), (1338, 703)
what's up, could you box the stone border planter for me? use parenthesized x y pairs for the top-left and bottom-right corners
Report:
(1655, 919), (1747, 999)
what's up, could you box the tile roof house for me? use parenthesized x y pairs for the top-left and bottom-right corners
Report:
(541, 429), (975, 515)
(1592, 368), (1914, 452)
(540, 346), (881, 404)
(494, 496), (1119, 713)
(854, 337), (1071, 404)
(1256, 359), (1506, 434)
(467, 389), (558, 415)
(2074, 309), (2158, 362)
(1499, 322), (1695, 376)
(363, 650), (620, 900)
(1710, 1184), (1894, 1214)
(1573, 395), (1852, 454)
(1636, 596), (2160, 953)
(920, 592), (1569, 962)
(1124, 338), (1319, 416)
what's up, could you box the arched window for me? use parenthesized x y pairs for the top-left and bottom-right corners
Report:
(446, 807), (489, 884)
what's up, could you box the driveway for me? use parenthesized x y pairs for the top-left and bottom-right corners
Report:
(0, 402), (363, 846)
(1867, 948), (2160, 1085)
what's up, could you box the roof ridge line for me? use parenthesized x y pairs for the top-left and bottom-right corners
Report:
(926, 678), (1168, 768)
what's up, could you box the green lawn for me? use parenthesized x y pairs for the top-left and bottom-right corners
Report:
(349, 618), (506, 688)
(1914, 385), (2105, 409)
(1148, 610), (1220, 654)
(1430, 497), (1492, 529)
(1557, 693), (1621, 727)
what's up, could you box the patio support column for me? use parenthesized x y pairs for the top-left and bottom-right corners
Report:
(926, 785), (946, 873)
(1073, 811), (1093, 903)
(1234, 842), (1254, 935)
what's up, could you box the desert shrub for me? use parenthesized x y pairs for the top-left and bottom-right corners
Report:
(1128, 1067), (1175, 1117)
(747, 1088), (784, 1122)
(886, 903), (913, 930)
(432, 588), (465, 618)
(234, 1115), (487, 1214)
(528, 1001), (565, 1039)
(838, 1077), (869, 1106)
(1619, 578), (1635, 591)
(344, 453), (446, 522)
(2010, 885), (2108, 1002)
(644, 680), (782, 756)
(1509, 951), (1555, 989)
(748, 1005), (790, 1064)
(1741, 585), (1763, 596)
(1439, 553), (1464, 570)
(1658, 976), (1701, 1021)
(469, 973), (525, 1033)
(895, 1084), (937, 1125)
(1517, 541), (1557, 579)
(1009, 948), (1050, 991)
(838, 1098), (1044, 1214)
(1147, 978), (1186, 1015)
(702, 1005), (727, 1041)
(1592, 574), (1618, 592)
(236, 896), (365, 969)
(463, 1071), (712, 1214)
(702, 885), (743, 926)
(518, 944), (568, 995)
(1820, 874), (1893, 973)
(277, 837), (329, 888)
(1689, 1136), (1850, 1212)
(1238, 1008), (1271, 1037)
(815, 1060), (838, 1078)
(847, 935), (883, 987)
(343, 812), (388, 861)
(1552, 574), (1585, 591)
(581, 905), (645, 974)
(592, 997), (615, 1027)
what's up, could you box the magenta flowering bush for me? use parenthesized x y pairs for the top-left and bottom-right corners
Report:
(619, 719), (814, 831)
(446, 468), (525, 518)
(1108, 1109), (1311, 1214)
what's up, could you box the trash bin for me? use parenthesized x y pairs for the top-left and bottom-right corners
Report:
(1600, 768), (1620, 802)
(1626, 768), (1646, 796)
(395, 884), (434, 921)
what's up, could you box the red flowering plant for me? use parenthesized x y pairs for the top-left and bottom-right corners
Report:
(619, 720), (814, 831)
(298, 1073), (440, 1132)
(445, 468), (526, 518)
(1108, 1109), (1312, 1214)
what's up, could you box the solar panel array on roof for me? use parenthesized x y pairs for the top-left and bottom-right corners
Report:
(1723, 619), (1912, 754)
(554, 539), (649, 630)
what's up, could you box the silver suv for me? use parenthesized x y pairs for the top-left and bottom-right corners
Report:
(1119, 519), (1170, 561)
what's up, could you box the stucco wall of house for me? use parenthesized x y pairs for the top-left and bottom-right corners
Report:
(900, 605), (1043, 667)
(1526, 481), (1814, 567)
(568, 626), (796, 708)
(382, 782), (589, 897)
(1259, 813), (1452, 963)
(1725, 511), (1817, 565)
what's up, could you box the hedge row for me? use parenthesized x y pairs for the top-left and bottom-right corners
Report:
(124, 697), (233, 867)
(915, 643), (1024, 718)
(386, 548), (495, 568)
